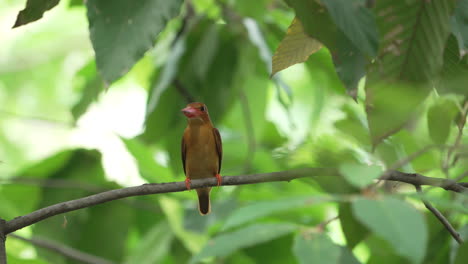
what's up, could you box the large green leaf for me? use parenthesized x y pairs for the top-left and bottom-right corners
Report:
(293, 232), (360, 264)
(366, 0), (456, 146)
(365, 235), (410, 264)
(339, 203), (369, 249)
(436, 34), (468, 96)
(271, 17), (322, 77)
(30, 149), (131, 263)
(223, 196), (330, 230)
(143, 19), (241, 145)
(124, 221), (173, 264)
(71, 61), (103, 120)
(13, 0), (60, 28)
(76, 201), (133, 262)
(190, 223), (297, 263)
(339, 163), (383, 188)
(86, 0), (183, 83)
(0, 150), (74, 219)
(243, 234), (297, 264)
(421, 211), (451, 264)
(452, 0), (468, 50)
(286, 0), (367, 96)
(427, 98), (459, 145)
(352, 197), (428, 264)
(5, 255), (48, 264)
(321, 0), (378, 57)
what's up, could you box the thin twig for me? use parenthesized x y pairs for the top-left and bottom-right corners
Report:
(4, 168), (467, 234)
(9, 234), (115, 264)
(414, 185), (463, 244)
(373, 145), (441, 190)
(316, 215), (339, 232)
(239, 90), (256, 173)
(173, 79), (195, 104)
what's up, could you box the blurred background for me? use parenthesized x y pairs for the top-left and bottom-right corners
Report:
(0, 0), (467, 263)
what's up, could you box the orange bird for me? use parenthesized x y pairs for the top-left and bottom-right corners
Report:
(181, 102), (222, 215)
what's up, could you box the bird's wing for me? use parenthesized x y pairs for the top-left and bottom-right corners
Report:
(212, 128), (222, 173)
(181, 135), (187, 175)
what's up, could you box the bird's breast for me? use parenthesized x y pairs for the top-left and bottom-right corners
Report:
(184, 125), (219, 179)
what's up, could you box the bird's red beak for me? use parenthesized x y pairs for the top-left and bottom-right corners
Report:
(182, 106), (199, 118)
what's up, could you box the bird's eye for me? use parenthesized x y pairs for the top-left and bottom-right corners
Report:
(200, 106), (205, 111)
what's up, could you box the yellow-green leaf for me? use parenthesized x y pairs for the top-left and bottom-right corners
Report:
(271, 17), (322, 77)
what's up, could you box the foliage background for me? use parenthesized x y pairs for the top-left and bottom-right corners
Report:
(0, 0), (467, 263)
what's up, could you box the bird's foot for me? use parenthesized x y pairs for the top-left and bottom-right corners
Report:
(185, 178), (192, 190)
(215, 174), (222, 187)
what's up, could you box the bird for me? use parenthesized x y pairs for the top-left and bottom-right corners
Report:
(181, 102), (222, 215)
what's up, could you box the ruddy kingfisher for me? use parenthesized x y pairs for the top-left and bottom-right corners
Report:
(181, 102), (222, 215)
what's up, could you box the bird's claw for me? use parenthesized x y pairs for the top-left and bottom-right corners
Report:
(215, 174), (222, 187)
(185, 178), (192, 190)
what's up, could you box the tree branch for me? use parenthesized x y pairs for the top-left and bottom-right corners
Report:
(383, 170), (468, 193)
(0, 219), (6, 264)
(9, 234), (115, 264)
(4, 168), (467, 234)
(414, 185), (463, 244)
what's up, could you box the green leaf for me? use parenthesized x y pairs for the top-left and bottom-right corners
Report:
(121, 137), (172, 183)
(124, 221), (173, 264)
(453, 225), (468, 264)
(159, 196), (207, 254)
(190, 223), (297, 263)
(452, 0), (468, 50)
(339, 163), (383, 188)
(352, 197), (428, 264)
(86, 0), (183, 83)
(13, 0), (60, 28)
(366, 0), (456, 146)
(71, 61), (103, 120)
(223, 196), (331, 230)
(286, 0), (366, 96)
(272, 17), (322, 77)
(293, 232), (360, 264)
(146, 37), (186, 115)
(76, 202), (133, 262)
(427, 98), (459, 145)
(5, 255), (49, 264)
(454, 242), (468, 264)
(243, 234), (297, 264)
(437, 34), (468, 96)
(422, 210), (452, 264)
(321, 0), (378, 57)
(365, 235), (410, 264)
(339, 203), (369, 248)
(31, 150), (120, 263)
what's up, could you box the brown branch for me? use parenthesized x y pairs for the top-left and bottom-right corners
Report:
(383, 170), (468, 193)
(0, 219), (6, 264)
(4, 168), (467, 234)
(9, 234), (115, 264)
(414, 185), (463, 244)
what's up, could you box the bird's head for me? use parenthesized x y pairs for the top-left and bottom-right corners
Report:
(182, 102), (211, 124)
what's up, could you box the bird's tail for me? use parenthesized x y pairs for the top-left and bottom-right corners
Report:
(196, 188), (211, 215)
